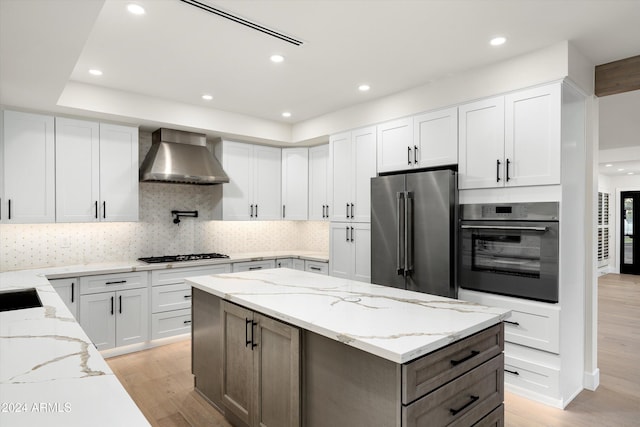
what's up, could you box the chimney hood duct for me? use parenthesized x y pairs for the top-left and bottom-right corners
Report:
(139, 128), (229, 185)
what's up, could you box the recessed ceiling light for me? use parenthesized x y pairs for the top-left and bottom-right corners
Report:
(358, 84), (370, 92)
(282, 112), (291, 118)
(270, 54), (284, 63)
(605, 164), (613, 167)
(127, 4), (145, 15)
(618, 168), (625, 172)
(490, 36), (507, 46)
(202, 94), (213, 101)
(89, 69), (103, 76)
(628, 172), (635, 175)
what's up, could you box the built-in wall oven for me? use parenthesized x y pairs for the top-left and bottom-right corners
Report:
(459, 202), (559, 303)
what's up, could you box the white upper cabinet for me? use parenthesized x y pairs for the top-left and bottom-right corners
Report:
(413, 106), (458, 168)
(308, 144), (330, 221)
(329, 222), (371, 282)
(458, 83), (561, 189)
(1, 110), (55, 223)
(330, 126), (376, 223)
(377, 117), (413, 173)
(55, 117), (100, 222)
(281, 147), (308, 220)
(56, 118), (138, 222)
(99, 123), (139, 221)
(222, 141), (281, 220)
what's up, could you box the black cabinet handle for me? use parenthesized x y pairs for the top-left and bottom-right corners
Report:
(119, 295), (122, 314)
(326, 205), (329, 218)
(249, 266), (262, 271)
(95, 201), (98, 219)
(505, 368), (520, 376)
(321, 205), (325, 218)
(255, 204), (258, 217)
(71, 282), (75, 303)
(245, 318), (252, 347)
(496, 159), (501, 182)
(283, 205), (285, 218)
(449, 395), (479, 416)
(183, 320), (192, 325)
(105, 280), (127, 285)
(103, 201), (106, 219)
(183, 295), (192, 299)
(251, 320), (258, 349)
(450, 350), (479, 366)
(346, 203), (349, 218)
(414, 145), (419, 164)
(506, 158), (511, 182)
(350, 203), (354, 219)
(250, 204), (254, 218)
(407, 146), (412, 165)
(310, 266), (321, 271)
(110, 296), (114, 315)
(346, 226), (349, 242)
(8, 199), (11, 220)
(350, 226), (354, 242)
(504, 320), (520, 326)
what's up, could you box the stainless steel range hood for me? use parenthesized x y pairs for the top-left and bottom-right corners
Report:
(139, 128), (229, 185)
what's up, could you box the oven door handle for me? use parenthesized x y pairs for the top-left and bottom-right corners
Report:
(460, 225), (548, 232)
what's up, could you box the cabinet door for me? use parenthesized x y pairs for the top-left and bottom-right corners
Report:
(115, 288), (149, 348)
(377, 117), (414, 173)
(2, 110), (55, 223)
(223, 141), (253, 220)
(351, 126), (376, 222)
(49, 278), (79, 319)
(504, 84), (561, 187)
(253, 145), (282, 220)
(292, 259), (305, 271)
(352, 223), (371, 283)
(458, 97), (505, 189)
(329, 131), (352, 222)
(222, 301), (254, 425)
(414, 107), (458, 168)
(329, 223), (352, 279)
(253, 313), (300, 427)
(276, 258), (293, 269)
(308, 144), (329, 221)
(80, 292), (116, 351)
(99, 123), (139, 221)
(55, 117), (100, 222)
(282, 148), (308, 220)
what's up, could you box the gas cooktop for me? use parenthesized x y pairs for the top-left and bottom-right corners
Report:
(137, 253), (229, 264)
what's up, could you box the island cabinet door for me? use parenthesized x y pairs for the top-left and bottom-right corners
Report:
(222, 301), (254, 426)
(253, 313), (300, 427)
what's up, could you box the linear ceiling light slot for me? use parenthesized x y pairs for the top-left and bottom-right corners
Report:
(179, 0), (303, 46)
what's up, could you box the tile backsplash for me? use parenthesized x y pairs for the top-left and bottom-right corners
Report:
(0, 131), (329, 271)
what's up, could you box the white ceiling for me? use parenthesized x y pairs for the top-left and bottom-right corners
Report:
(1, 0), (639, 148)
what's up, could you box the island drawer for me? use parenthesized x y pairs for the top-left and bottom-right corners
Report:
(151, 283), (192, 313)
(473, 404), (504, 427)
(403, 323), (503, 404)
(80, 271), (148, 295)
(402, 353), (504, 427)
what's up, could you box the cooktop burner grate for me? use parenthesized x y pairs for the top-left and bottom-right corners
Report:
(137, 253), (229, 264)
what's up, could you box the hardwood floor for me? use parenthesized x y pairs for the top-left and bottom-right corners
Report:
(107, 274), (640, 427)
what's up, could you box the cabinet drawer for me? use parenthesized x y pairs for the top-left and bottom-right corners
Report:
(403, 323), (503, 404)
(473, 404), (503, 427)
(503, 354), (560, 400)
(403, 354), (504, 427)
(151, 264), (231, 286)
(151, 309), (191, 340)
(151, 283), (192, 313)
(304, 260), (328, 275)
(232, 260), (276, 272)
(80, 271), (148, 295)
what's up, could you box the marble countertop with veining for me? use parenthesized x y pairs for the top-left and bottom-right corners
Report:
(187, 269), (511, 364)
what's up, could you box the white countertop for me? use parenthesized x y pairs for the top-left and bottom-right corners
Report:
(187, 269), (511, 364)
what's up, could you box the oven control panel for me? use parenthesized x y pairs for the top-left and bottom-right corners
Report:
(461, 202), (559, 221)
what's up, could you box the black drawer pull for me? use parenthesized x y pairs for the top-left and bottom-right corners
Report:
(105, 280), (127, 285)
(450, 350), (479, 366)
(245, 318), (252, 347)
(449, 395), (479, 416)
(183, 320), (192, 325)
(183, 295), (192, 299)
(309, 266), (322, 271)
(249, 266), (262, 270)
(505, 369), (520, 376)
(503, 320), (520, 326)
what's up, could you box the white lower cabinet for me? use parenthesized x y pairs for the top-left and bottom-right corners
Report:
(304, 260), (328, 275)
(151, 308), (192, 340)
(276, 258), (293, 269)
(330, 222), (371, 282)
(232, 260), (276, 272)
(80, 287), (149, 351)
(49, 277), (78, 319)
(292, 259), (305, 271)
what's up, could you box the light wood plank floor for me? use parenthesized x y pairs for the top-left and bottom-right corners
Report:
(107, 274), (640, 426)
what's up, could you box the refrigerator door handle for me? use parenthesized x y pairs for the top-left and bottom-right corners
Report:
(405, 191), (414, 276)
(396, 192), (405, 275)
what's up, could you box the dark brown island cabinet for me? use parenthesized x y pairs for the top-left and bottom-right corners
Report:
(192, 288), (505, 427)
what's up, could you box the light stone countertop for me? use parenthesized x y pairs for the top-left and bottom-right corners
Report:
(187, 268), (511, 364)
(0, 251), (327, 426)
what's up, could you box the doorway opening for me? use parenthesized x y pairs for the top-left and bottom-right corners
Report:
(620, 191), (640, 274)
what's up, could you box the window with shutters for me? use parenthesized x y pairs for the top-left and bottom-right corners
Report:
(597, 191), (610, 267)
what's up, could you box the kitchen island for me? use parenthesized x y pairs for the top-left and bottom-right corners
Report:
(188, 269), (511, 427)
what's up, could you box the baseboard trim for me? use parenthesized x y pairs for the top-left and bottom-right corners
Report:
(583, 368), (600, 391)
(101, 333), (190, 359)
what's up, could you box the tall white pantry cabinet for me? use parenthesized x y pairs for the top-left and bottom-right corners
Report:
(329, 126), (376, 282)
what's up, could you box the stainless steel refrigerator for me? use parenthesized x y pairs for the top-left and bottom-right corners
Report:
(371, 169), (458, 298)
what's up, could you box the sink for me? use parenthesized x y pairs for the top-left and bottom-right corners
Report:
(0, 288), (43, 312)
